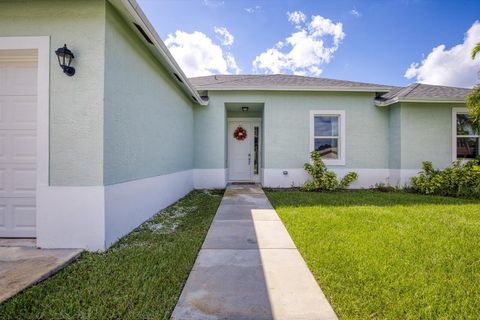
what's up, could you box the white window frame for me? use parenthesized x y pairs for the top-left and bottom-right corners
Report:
(452, 107), (479, 162)
(310, 110), (346, 166)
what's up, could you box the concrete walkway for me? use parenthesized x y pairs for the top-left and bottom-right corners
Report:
(172, 185), (337, 320)
(0, 239), (82, 303)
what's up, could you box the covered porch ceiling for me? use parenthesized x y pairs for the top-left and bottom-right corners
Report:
(225, 102), (264, 113)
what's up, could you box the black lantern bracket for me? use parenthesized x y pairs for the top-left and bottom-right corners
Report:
(55, 44), (75, 76)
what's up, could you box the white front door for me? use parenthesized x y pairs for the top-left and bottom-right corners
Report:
(0, 57), (37, 238)
(228, 120), (261, 182)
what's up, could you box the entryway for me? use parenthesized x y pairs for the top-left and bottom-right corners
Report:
(0, 49), (38, 238)
(227, 118), (262, 183)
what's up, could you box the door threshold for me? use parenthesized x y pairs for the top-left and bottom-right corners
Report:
(228, 182), (262, 186)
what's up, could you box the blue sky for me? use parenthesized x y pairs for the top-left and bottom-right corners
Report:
(138, 0), (480, 87)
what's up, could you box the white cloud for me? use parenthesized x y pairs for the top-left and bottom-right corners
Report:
(214, 26), (234, 46)
(404, 21), (480, 88)
(202, 0), (224, 7)
(244, 5), (261, 13)
(350, 9), (361, 17)
(287, 11), (306, 25)
(165, 30), (240, 77)
(253, 12), (345, 76)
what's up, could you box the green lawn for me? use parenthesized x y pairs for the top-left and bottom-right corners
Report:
(0, 189), (223, 320)
(265, 190), (480, 320)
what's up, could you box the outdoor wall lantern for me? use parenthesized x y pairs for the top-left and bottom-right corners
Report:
(55, 44), (75, 76)
(242, 106), (249, 112)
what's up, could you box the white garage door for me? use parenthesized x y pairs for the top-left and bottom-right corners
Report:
(0, 53), (37, 238)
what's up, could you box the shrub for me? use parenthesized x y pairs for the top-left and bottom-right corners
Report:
(372, 182), (396, 192)
(466, 84), (480, 132)
(410, 157), (480, 198)
(302, 151), (358, 191)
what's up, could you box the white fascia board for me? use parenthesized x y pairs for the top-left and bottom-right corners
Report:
(375, 97), (466, 107)
(195, 86), (393, 93)
(115, 0), (207, 105)
(374, 98), (399, 107)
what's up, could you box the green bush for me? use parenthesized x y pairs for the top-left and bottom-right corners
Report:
(302, 151), (358, 191)
(410, 157), (480, 198)
(466, 84), (480, 132)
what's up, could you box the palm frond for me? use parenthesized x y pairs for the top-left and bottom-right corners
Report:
(473, 42), (480, 60)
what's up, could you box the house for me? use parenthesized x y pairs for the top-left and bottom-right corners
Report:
(0, 0), (474, 251)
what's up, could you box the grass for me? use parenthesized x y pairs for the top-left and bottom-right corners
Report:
(265, 190), (480, 320)
(0, 189), (223, 320)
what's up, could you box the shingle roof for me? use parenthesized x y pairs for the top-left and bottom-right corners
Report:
(189, 74), (393, 92)
(374, 83), (470, 106)
(189, 74), (471, 106)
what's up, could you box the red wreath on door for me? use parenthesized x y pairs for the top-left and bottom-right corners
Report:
(233, 126), (247, 141)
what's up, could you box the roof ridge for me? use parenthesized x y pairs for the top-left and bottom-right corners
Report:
(398, 83), (421, 98)
(190, 74), (393, 88)
(281, 74), (391, 87)
(197, 75), (262, 87)
(413, 83), (472, 90)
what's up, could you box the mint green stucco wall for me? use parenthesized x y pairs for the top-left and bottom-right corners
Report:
(103, 4), (194, 185)
(0, 0), (106, 186)
(196, 91), (390, 170)
(197, 92), (464, 173)
(264, 91), (389, 169)
(389, 105), (402, 169)
(194, 98), (226, 169)
(398, 102), (462, 169)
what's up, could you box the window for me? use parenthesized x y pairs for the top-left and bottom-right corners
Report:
(310, 110), (346, 165)
(453, 108), (479, 160)
(253, 126), (259, 175)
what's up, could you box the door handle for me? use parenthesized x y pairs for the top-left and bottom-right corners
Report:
(248, 153), (251, 165)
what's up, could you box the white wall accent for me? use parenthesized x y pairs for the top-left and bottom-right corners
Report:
(193, 169), (227, 189)
(37, 170), (194, 251)
(389, 169), (420, 187)
(104, 169), (193, 247)
(264, 168), (397, 188)
(36, 185), (105, 251)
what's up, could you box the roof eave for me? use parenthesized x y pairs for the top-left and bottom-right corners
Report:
(375, 97), (466, 107)
(194, 86), (393, 93)
(111, 0), (208, 105)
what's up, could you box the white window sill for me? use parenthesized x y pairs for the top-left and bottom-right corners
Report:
(323, 159), (346, 166)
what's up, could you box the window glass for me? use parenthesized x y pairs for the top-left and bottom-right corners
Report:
(457, 137), (479, 159)
(455, 112), (479, 159)
(312, 112), (344, 163)
(457, 114), (476, 135)
(253, 126), (259, 175)
(314, 138), (338, 159)
(314, 116), (338, 136)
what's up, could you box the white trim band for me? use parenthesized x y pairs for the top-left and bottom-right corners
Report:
(193, 169), (227, 189)
(263, 168), (419, 188)
(38, 170), (195, 251)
